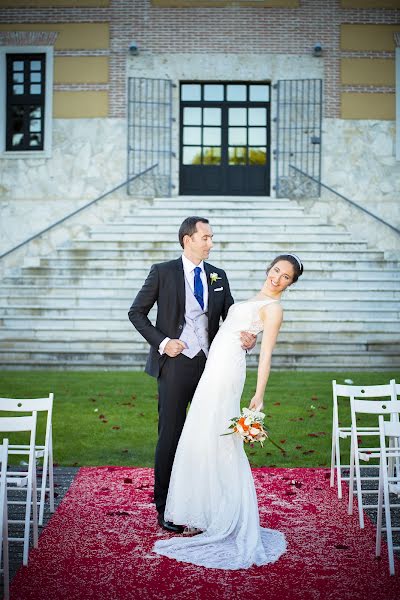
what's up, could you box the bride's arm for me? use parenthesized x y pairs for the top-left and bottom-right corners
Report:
(248, 303), (283, 411)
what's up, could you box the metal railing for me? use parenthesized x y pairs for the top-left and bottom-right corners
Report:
(288, 164), (400, 236)
(0, 163), (158, 261)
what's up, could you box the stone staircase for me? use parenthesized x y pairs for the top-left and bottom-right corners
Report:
(0, 196), (399, 370)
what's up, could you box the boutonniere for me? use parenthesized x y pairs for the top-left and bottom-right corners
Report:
(210, 272), (222, 285)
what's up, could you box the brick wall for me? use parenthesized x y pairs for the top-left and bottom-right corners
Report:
(0, 0), (398, 118)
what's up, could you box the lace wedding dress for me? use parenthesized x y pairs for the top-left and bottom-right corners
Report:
(153, 299), (287, 569)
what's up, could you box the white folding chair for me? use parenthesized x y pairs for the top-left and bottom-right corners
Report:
(376, 416), (400, 575)
(0, 394), (54, 526)
(348, 398), (400, 528)
(330, 381), (395, 499)
(0, 439), (9, 600)
(0, 414), (38, 566)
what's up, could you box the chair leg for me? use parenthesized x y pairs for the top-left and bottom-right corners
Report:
(39, 453), (48, 526)
(32, 461), (38, 548)
(49, 437), (54, 514)
(383, 478), (395, 575)
(375, 464), (383, 557)
(354, 451), (365, 529)
(330, 424), (336, 488)
(335, 433), (343, 500)
(2, 493), (9, 600)
(22, 479), (31, 566)
(348, 436), (355, 515)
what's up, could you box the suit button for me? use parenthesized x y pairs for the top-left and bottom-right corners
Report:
(178, 324), (183, 330)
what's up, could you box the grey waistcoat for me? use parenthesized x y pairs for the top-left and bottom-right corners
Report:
(180, 275), (209, 359)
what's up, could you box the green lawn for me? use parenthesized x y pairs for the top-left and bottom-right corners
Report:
(0, 370), (398, 468)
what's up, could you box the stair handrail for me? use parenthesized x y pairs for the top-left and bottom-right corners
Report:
(289, 164), (400, 236)
(0, 163), (159, 261)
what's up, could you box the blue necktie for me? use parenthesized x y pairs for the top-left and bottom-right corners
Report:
(194, 266), (204, 310)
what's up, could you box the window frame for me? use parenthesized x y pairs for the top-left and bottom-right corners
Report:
(0, 45), (53, 158)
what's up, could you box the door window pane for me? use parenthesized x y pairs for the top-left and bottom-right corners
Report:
(229, 146), (247, 165)
(30, 72), (42, 83)
(203, 107), (221, 126)
(204, 84), (223, 101)
(13, 73), (24, 84)
(30, 119), (41, 133)
(248, 108), (266, 126)
(183, 107), (201, 125)
(248, 127), (266, 145)
(30, 61), (41, 71)
(249, 85), (269, 102)
(13, 84), (24, 95)
(181, 84), (201, 101)
(227, 85), (246, 101)
(30, 106), (41, 119)
(29, 133), (42, 147)
(203, 127), (221, 146)
(183, 146), (201, 164)
(183, 127), (201, 145)
(249, 147), (267, 165)
(30, 84), (42, 95)
(229, 127), (247, 145)
(13, 61), (24, 71)
(203, 147), (221, 165)
(228, 108), (246, 126)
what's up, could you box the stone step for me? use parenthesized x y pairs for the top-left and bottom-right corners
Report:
(0, 351), (398, 370)
(97, 224), (342, 236)
(1, 286), (398, 300)
(121, 215), (322, 225)
(56, 247), (387, 262)
(66, 240), (371, 252)
(17, 264), (400, 282)
(37, 257), (397, 271)
(2, 329), (398, 345)
(3, 274), (399, 291)
(2, 305), (399, 320)
(113, 217), (326, 227)
(2, 315), (399, 332)
(130, 207), (306, 217)
(2, 339), (398, 354)
(152, 195), (297, 205)
(1, 295), (398, 311)
(84, 231), (354, 243)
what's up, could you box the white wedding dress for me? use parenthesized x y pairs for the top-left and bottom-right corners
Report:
(153, 299), (287, 569)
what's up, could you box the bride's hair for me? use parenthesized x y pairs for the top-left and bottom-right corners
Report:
(266, 254), (304, 283)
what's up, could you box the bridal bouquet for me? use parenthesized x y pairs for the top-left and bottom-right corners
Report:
(223, 408), (268, 446)
(222, 408), (285, 452)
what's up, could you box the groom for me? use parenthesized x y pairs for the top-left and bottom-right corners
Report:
(128, 216), (255, 532)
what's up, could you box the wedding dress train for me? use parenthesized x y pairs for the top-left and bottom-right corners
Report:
(153, 299), (287, 569)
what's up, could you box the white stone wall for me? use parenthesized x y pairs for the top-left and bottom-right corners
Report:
(0, 118), (125, 255)
(322, 119), (400, 228)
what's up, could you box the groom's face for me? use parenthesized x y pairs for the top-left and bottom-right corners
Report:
(185, 221), (214, 263)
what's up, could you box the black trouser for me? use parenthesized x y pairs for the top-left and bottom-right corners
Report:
(154, 350), (207, 517)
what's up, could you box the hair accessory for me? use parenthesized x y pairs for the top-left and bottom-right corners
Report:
(286, 253), (303, 270)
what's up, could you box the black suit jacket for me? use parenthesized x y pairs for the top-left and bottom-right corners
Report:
(128, 257), (234, 378)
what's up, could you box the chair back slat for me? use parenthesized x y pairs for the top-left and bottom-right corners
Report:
(0, 395), (53, 413)
(0, 415), (37, 433)
(380, 418), (400, 439)
(334, 382), (393, 398)
(351, 399), (400, 415)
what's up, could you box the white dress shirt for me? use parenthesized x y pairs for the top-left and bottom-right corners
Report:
(158, 255), (209, 355)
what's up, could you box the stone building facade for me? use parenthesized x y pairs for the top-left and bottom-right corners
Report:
(0, 0), (399, 255)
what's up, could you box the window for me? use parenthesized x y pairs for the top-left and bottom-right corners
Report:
(0, 46), (53, 157)
(6, 53), (46, 151)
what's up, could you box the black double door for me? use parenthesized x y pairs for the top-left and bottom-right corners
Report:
(179, 82), (270, 196)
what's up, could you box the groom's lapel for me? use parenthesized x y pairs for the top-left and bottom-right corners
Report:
(204, 262), (214, 318)
(175, 258), (185, 317)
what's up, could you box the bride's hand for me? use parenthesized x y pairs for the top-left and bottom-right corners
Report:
(248, 395), (263, 412)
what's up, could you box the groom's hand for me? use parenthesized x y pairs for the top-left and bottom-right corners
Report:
(240, 331), (257, 351)
(164, 339), (187, 357)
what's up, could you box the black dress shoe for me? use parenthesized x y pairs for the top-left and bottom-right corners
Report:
(157, 514), (184, 533)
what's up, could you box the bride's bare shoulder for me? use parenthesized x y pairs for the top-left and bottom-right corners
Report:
(259, 301), (283, 321)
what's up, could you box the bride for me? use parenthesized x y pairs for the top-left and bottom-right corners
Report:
(153, 254), (303, 569)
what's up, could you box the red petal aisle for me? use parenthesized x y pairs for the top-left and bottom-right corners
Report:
(10, 467), (400, 600)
